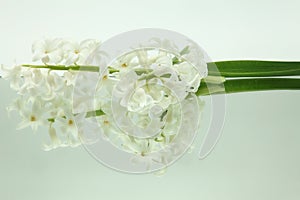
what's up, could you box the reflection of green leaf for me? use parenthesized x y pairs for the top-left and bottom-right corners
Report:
(138, 71), (171, 81)
(135, 68), (153, 76)
(172, 46), (190, 65)
(180, 46), (190, 55)
(154, 137), (164, 142)
(204, 76), (225, 84)
(107, 66), (120, 73)
(172, 57), (180, 65)
(85, 109), (105, 118)
(160, 109), (168, 121)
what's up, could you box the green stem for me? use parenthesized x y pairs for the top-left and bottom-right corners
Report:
(47, 109), (105, 123)
(23, 61), (300, 77)
(207, 60), (300, 77)
(23, 62), (300, 120)
(22, 64), (100, 72)
(21, 64), (122, 73)
(85, 109), (105, 117)
(197, 78), (300, 95)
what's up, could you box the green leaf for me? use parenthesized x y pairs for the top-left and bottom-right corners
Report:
(208, 60), (300, 77)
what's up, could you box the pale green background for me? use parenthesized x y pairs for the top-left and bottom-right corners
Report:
(0, 0), (300, 199)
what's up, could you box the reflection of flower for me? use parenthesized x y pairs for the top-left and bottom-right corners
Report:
(149, 38), (179, 53)
(127, 88), (154, 113)
(173, 62), (202, 93)
(128, 139), (164, 169)
(95, 48), (206, 169)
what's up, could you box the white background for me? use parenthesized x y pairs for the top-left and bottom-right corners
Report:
(0, 0), (300, 199)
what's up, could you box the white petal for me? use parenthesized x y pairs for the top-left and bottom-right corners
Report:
(47, 50), (63, 64)
(16, 119), (30, 130)
(32, 51), (44, 62)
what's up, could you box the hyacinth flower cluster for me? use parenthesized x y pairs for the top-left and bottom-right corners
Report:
(1, 39), (102, 150)
(2, 37), (300, 171)
(1, 38), (208, 163)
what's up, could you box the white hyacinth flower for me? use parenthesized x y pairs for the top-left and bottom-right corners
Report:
(3, 37), (209, 172)
(56, 109), (85, 140)
(173, 62), (202, 93)
(1, 65), (23, 90)
(63, 39), (101, 66)
(17, 99), (48, 131)
(32, 38), (64, 64)
(43, 126), (61, 151)
(127, 88), (154, 113)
